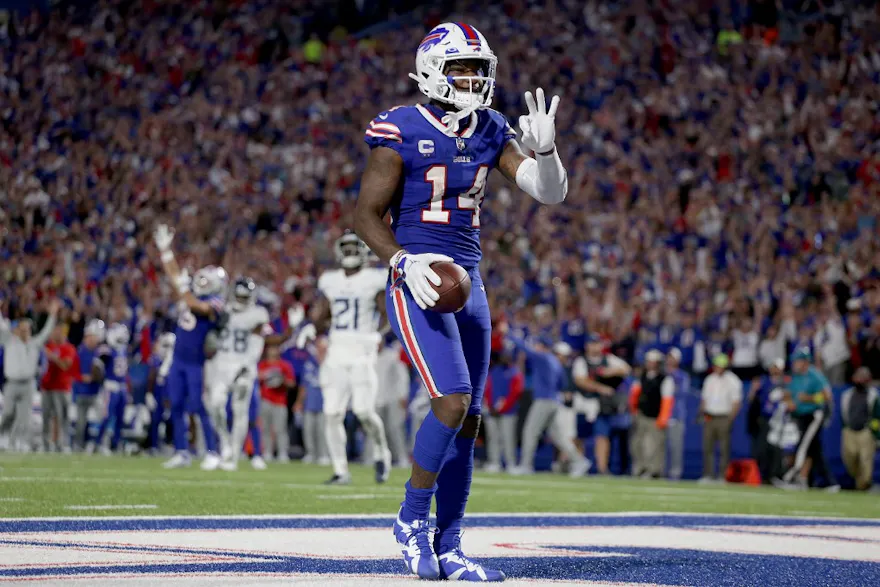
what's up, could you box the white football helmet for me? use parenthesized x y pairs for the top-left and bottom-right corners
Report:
(409, 22), (497, 120)
(334, 231), (368, 270)
(84, 319), (106, 343)
(106, 323), (130, 350)
(192, 265), (228, 298)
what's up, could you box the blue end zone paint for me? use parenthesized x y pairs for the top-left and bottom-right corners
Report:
(2, 514), (879, 534)
(2, 514), (878, 586)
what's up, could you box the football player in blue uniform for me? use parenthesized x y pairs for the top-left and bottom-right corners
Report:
(73, 319), (106, 451)
(92, 323), (130, 455)
(354, 22), (567, 582)
(147, 332), (175, 454)
(153, 224), (226, 469)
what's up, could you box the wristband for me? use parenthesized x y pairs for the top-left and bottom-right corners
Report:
(537, 145), (556, 157)
(160, 250), (174, 263)
(389, 249), (407, 271)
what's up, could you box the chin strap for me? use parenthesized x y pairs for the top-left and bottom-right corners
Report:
(440, 106), (477, 132)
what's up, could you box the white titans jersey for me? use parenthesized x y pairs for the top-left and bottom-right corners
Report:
(214, 304), (270, 367)
(318, 267), (387, 352)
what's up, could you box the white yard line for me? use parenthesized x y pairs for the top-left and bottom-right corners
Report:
(64, 504), (159, 511)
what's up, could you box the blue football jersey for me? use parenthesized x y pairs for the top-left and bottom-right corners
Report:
(173, 297), (224, 365)
(364, 103), (516, 269)
(99, 345), (128, 392)
(74, 344), (101, 397)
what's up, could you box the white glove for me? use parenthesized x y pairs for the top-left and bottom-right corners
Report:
(390, 250), (454, 310)
(287, 305), (305, 330)
(518, 88), (560, 156)
(174, 269), (191, 295)
(296, 323), (317, 349)
(153, 224), (175, 252)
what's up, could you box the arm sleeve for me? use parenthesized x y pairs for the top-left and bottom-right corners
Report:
(629, 382), (642, 414)
(571, 357), (589, 380)
(658, 377), (675, 426)
(32, 314), (57, 348)
(514, 150), (568, 205)
(0, 315), (10, 345)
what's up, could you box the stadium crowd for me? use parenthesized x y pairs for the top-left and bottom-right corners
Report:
(1, 0), (880, 488)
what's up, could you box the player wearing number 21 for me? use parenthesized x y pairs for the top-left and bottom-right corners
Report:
(309, 232), (394, 486)
(353, 22), (567, 583)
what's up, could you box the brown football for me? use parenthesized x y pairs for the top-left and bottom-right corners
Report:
(429, 261), (472, 313)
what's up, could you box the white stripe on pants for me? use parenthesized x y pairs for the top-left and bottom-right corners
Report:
(519, 399), (583, 469)
(784, 410), (824, 483)
(0, 380), (35, 450)
(261, 402), (289, 460)
(483, 413), (517, 468)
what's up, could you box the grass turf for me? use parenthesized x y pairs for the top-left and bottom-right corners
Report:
(1, 453), (878, 519)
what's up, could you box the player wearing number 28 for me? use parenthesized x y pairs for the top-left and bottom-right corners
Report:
(354, 22), (567, 582)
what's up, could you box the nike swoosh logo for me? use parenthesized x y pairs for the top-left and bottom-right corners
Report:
(480, 285), (485, 291)
(379, 113), (388, 119)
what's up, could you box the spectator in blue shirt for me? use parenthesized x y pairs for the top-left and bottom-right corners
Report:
(509, 335), (590, 478)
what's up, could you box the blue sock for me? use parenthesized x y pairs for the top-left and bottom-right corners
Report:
(250, 423), (262, 457)
(435, 435), (475, 554)
(197, 405), (218, 453)
(171, 407), (187, 452)
(400, 480), (437, 523)
(399, 411), (461, 523)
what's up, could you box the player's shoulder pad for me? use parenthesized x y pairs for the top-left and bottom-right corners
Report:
(318, 269), (342, 293)
(255, 305), (270, 324)
(483, 107), (517, 141)
(365, 104), (418, 145)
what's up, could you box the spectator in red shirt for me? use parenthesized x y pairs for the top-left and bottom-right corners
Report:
(40, 323), (78, 453)
(258, 341), (296, 463)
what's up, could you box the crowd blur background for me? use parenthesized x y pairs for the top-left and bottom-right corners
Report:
(1, 0), (880, 488)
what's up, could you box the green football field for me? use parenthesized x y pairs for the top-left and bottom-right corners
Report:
(1, 453), (878, 519)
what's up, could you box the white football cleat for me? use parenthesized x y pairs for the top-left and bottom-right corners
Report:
(251, 456), (268, 471)
(163, 452), (192, 469)
(482, 463), (502, 474)
(219, 460), (238, 472)
(99, 445), (113, 457)
(201, 453), (221, 471)
(568, 458), (591, 478)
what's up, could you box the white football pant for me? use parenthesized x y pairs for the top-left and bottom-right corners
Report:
(320, 355), (389, 477)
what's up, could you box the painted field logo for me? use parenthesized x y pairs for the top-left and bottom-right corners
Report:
(1, 514), (878, 585)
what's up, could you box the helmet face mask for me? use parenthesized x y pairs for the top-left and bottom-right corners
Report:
(231, 277), (256, 312)
(335, 233), (367, 270)
(410, 23), (497, 115)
